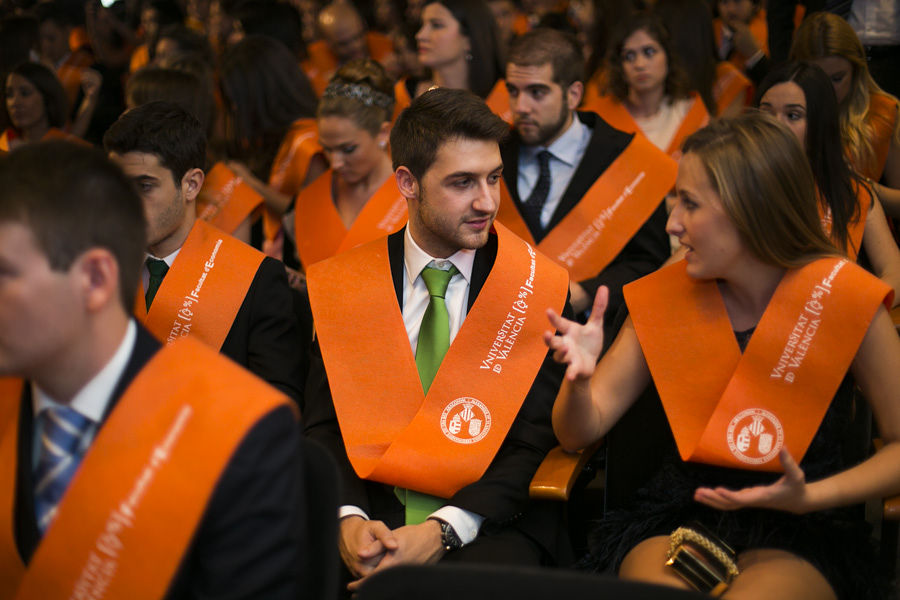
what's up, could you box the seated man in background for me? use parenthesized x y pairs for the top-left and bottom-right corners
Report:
(104, 101), (304, 403)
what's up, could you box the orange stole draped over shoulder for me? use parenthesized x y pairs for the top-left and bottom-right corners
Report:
(265, 118), (320, 241)
(392, 79), (413, 124)
(819, 181), (871, 262)
(197, 162), (264, 235)
(857, 92), (899, 181)
(294, 171), (407, 268)
(713, 62), (752, 116)
(0, 340), (292, 600)
(485, 80), (512, 124)
(134, 221), (263, 350)
(0, 379), (24, 594)
(586, 93), (709, 158)
(306, 223), (568, 498)
(496, 133), (676, 282)
(0, 128), (81, 152)
(624, 259), (891, 471)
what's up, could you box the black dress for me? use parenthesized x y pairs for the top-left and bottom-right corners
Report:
(582, 328), (894, 600)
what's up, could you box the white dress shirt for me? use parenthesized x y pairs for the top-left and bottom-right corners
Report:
(141, 247), (181, 291)
(338, 228), (484, 545)
(32, 320), (137, 471)
(517, 115), (592, 229)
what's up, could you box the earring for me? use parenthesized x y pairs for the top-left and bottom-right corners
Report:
(379, 140), (387, 149)
(465, 51), (473, 62)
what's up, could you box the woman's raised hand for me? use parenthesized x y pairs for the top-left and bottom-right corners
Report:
(544, 286), (609, 381)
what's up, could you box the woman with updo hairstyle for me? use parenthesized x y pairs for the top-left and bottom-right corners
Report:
(584, 12), (709, 159)
(755, 61), (900, 305)
(547, 112), (900, 599)
(292, 59), (407, 269)
(790, 12), (900, 188)
(393, 0), (507, 121)
(219, 35), (321, 258)
(2, 62), (72, 151)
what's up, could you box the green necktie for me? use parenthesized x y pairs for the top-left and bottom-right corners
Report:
(399, 263), (459, 524)
(415, 265), (459, 393)
(145, 257), (169, 310)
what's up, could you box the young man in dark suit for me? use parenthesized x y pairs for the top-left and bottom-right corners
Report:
(0, 141), (301, 598)
(104, 101), (303, 403)
(500, 28), (675, 328)
(304, 88), (573, 595)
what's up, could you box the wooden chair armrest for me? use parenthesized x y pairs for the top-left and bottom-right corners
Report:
(869, 439), (900, 520)
(885, 495), (900, 521)
(529, 440), (604, 501)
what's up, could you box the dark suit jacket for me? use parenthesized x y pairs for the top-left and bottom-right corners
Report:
(13, 324), (302, 599)
(220, 255), (304, 403)
(500, 111), (670, 323)
(303, 230), (572, 563)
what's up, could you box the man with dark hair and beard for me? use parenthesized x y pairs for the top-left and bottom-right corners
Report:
(500, 28), (676, 338)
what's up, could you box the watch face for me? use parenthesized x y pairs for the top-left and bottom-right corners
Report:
(440, 521), (463, 550)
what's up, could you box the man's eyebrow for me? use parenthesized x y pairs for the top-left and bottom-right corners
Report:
(442, 164), (504, 181)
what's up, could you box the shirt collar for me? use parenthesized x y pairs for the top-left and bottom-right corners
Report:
(521, 113), (590, 168)
(404, 226), (475, 285)
(146, 246), (180, 267)
(32, 320), (138, 424)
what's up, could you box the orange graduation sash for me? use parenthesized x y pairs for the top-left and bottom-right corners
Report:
(0, 339), (292, 599)
(496, 133), (676, 282)
(624, 259), (891, 471)
(0, 378), (24, 595)
(265, 118), (320, 241)
(392, 79), (413, 124)
(307, 223), (568, 498)
(196, 162), (264, 235)
(134, 220), (264, 350)
(713, 61), (752, 116)
(858, 92), (899, 181)
(294, 170), (408, 268)
(485, 79), (513, 124)
(588, 93), (709, 159)
(819, 181), (871, 262)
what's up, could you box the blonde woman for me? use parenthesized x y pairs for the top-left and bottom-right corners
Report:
(791, 12), (900, 188)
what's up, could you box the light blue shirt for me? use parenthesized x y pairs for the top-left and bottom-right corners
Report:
(517, 114), (592, 228)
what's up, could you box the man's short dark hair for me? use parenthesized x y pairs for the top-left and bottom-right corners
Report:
(103, 100), (206, 183)
(0, 141), (146, 310)
(390, 88), (508, 182)
(507, 28), (584, 89)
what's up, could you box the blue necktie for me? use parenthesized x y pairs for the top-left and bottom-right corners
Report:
(34, 405), (92, 534)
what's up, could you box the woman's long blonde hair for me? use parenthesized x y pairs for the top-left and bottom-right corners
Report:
(790, 12), (900, 175)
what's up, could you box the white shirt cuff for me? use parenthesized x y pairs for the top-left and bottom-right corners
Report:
(429, 506), (484, 545)
(339, 505), (369, 520)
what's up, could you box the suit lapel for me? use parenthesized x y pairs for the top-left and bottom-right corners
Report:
(14, 323), (160, 563)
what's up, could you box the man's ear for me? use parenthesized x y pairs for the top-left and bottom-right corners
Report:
(565, 80), (584, 111)
(394, 166), (419, 201)
(181, 167), (205, 204)
(75, 248), (120, 313)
